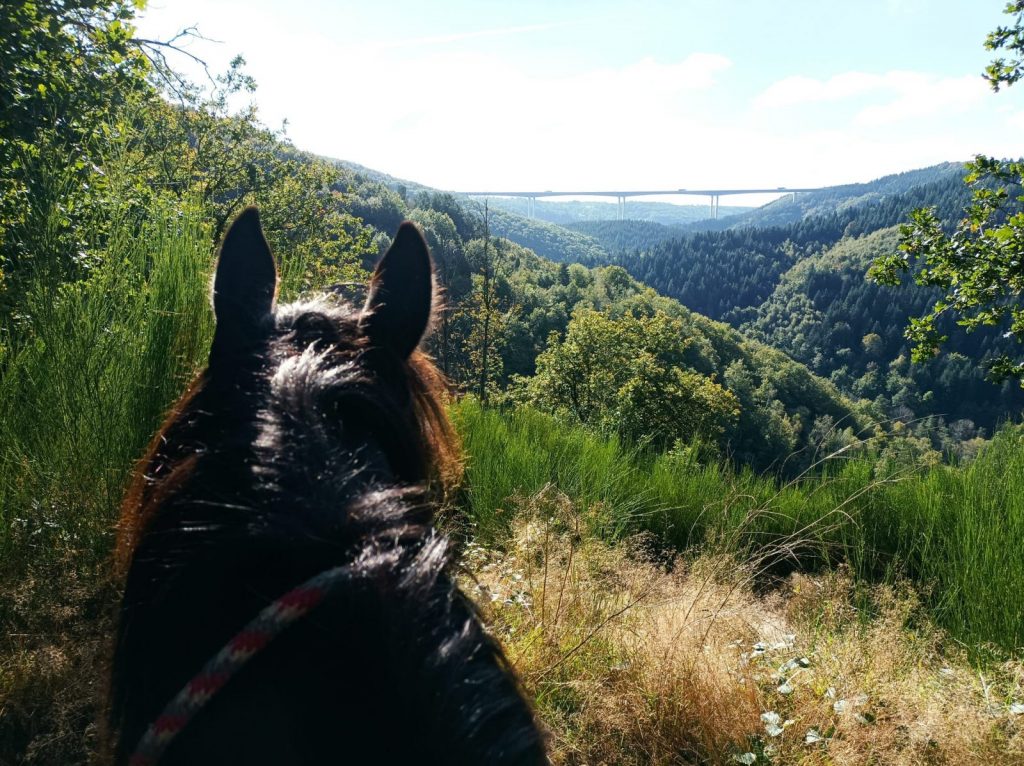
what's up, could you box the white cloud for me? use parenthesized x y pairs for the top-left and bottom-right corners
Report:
(263, 50), (734, 190)
(854, 73), (988, 126)
(754, 70), (990, 126)
(753, 72), (881, 109)
(133, 2), (1019, 193)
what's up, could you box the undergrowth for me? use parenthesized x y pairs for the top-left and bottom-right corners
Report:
(465, 487), (1024, 765)
(453, 399), (1024, 652)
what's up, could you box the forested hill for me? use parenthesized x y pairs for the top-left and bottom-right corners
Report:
(565, 219), (687, 253)
(607, 168), (973, 322)
(487, 208), (610, 264)
(681, 162), (966, 233)
(742, 227), (1024, 431)
(483, 196), (753, 226)
(335, 157), (1020, 436)
(595, 166), (1024, 432)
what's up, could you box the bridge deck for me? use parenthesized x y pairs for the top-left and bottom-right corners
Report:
(458, 188), (822, 198)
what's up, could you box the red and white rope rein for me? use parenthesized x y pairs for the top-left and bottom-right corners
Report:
(129, 564), (352, 766)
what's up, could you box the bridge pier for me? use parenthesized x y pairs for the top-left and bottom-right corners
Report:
(617, 195), (626, 221)
(709, 194), (720, 220)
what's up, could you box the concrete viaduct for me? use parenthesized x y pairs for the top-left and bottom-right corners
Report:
(458, 187), (824, 220)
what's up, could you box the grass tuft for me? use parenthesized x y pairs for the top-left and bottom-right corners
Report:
(466, 488), (1024, 765)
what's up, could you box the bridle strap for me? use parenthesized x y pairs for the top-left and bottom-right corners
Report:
(129, 564), (354, 766)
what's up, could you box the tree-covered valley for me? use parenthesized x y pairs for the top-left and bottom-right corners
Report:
(477, 163), (1024, 442)
(2, 1), (1024, 764)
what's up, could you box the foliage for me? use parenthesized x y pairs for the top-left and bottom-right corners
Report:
(869, 3), (1024, 385)
(871, 158), (1024, 382)
(748, 227), (1024, 432)
(0, 0), (151, 310)
(485, 205), (609, 264)
(519, 308), (739, 449)
(498, 255), (865, 471)
(457, 235), (519, 401)
(565, 218), (685, 254)
(0, 4), (373, 323)
(984, 0), (1024, 90)
(454, 400), (1024, 651)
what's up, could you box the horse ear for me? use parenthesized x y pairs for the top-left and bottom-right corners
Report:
(211, 207), (278, 359)
(361, 221), (434, 358)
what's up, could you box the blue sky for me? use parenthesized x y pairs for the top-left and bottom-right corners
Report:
(135, 1), (1023, 203)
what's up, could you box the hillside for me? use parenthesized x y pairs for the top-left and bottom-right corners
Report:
(487, 207), (610, 264)
(742, 227), (1024, 432)
(481, 195), (753, 226)
(608, 169), (974, 323)
(596, 168), (1024, 435)
(330, 157), (1020, 438)
(564, 219), (687, 255)
(679, 163), (966, 232)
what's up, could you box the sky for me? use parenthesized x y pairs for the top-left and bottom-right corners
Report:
(134, 1), (1024, 205)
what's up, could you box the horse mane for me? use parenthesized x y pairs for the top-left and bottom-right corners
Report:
(107, 212), (544, 765)
(114, 345), (460, 574)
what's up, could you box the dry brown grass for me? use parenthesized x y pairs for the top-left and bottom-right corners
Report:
(0, 557), (115, 765)
(464, 486), (1024, 765)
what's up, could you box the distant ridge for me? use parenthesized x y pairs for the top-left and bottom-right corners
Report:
(677, 162), (966, 232)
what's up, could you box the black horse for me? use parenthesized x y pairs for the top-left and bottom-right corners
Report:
(109, 208), (546, 765)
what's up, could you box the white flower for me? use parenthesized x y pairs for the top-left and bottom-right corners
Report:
(761, 711), (793, 737)
(833, 693), (868, 714)
(805, 728), (826, 744)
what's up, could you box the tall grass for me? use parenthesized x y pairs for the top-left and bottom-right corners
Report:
(470, 490), (1024, 765)
(0, 199), (216, 761)
(453, 399), (1024, 652)
(859, 427), (1024, 650)
(452, 398), (871, 556)
(0, 202), (214, 571)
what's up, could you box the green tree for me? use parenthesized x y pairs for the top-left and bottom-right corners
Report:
(0, 0), (151, 307)
(870, 2), (1024, 382)
(0, 1), (374, 339)
(522, 308), (738, 449)
(459, 227), (518, 400)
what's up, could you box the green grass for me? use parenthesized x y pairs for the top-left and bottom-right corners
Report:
(0, 201), (214, 571)
(0, 199), (217, 762)
(453, 398), (1024, 652)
